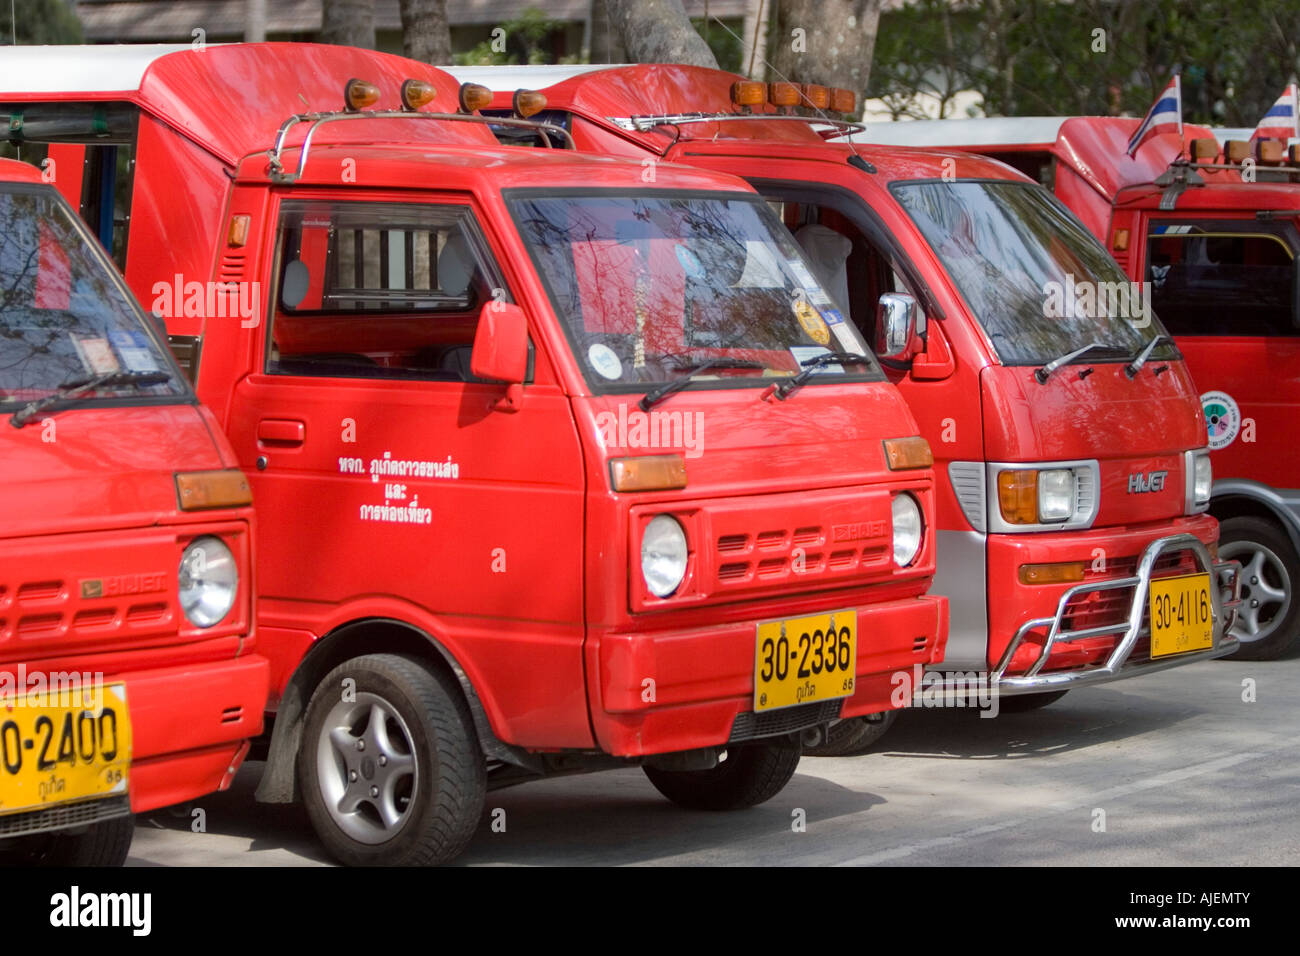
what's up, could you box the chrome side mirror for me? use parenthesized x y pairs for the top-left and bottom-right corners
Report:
(875, 292), (918, 360)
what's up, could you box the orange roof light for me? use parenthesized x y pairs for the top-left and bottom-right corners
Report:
(1224, 139), (1251, 164)
(1290, 144), (1300, 165)
(458, 82), (493, 114)
(1255, 139), (1286, 164)
(1190, 138), (1219, 161)
(731, 80), (766, 109)
(831, 88), (856, 113)
(513, 88), (547, 118)
(768, 82), (800, 108)
(400, 79), (437, 111)
(801, 84), (830, 110)
(344, 78), (381, 112)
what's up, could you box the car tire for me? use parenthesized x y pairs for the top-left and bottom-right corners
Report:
(1219, 516), (1300, 660)
(643, 740), (801, 811)
(298, 654), (485, 866)
(995, 690), (1069, 713)
(33, 813), (135, 866)
(804, 710), (899, 757)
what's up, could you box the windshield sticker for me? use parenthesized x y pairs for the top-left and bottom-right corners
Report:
(674, 245), (705, 279)
(70, 335), (120, 375)
(822, 309), (846, 326)
(794, 299), (831, 346)
(830, 324), (862, 354)
(587, 343), (624, 380)
(108, 330), (160, 373)
(1201, 390), (1241, 450)
(790, 345), (840, 374)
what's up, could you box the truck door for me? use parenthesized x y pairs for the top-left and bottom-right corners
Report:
(225, 193), (590, 747)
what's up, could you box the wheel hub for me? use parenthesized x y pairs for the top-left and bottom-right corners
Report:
(1220, 542), (1291, 643)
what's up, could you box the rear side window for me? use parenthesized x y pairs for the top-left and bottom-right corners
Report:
(1147, 224), (1298, 336)
(266, 200), (511, 380)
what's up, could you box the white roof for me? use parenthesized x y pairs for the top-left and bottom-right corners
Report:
(446, 63), (626, 92)
(0, 44), (193, 94)
(849, 116), (1069, 148)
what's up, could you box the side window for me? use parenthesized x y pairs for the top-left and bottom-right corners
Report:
(267, 200), (510, 380)
(1147, 225), (1297, 336)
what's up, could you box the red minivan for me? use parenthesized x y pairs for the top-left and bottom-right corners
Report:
(862, 115), (1300, 659)
(454, 64), (1243, 751)
(0, 158), (266, 865)
(1, 44), (947, 864)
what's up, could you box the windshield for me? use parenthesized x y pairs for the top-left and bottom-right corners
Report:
(507, 190), (882, 391)
(0, 185), (183, 407)
(892, 180), (1177, 366)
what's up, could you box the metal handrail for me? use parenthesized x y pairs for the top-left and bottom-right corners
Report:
(265, 110), (576, 184)
(606, 112), (866, 139)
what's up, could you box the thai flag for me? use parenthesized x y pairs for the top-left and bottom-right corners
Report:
(1251, 84), (1298, 140)
(1127, 75), (1182, 156)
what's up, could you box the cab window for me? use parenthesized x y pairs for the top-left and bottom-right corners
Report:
(266, 200), (511, 380)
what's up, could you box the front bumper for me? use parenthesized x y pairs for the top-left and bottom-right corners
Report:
(992, 533), (1241, 694)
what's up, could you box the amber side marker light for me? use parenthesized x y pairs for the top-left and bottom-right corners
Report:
(344, 78), (381, 112)
(1019, 561), (1085, 586)
(731, 80), (766, 110)
(997, 470), (1038, 525)
(1112, 227), (1129, 251)
(227, 214), (250, 247)
(830, 88), (856, 113)
(176, 470), (253, 511)
(401, 79), (437, 111)
(610, 455), (687, 492)
(883, 436), (933, 470)
(513, 89), (547, 118)
(801, 84), (830, 110)
(459, 82), (493, 114)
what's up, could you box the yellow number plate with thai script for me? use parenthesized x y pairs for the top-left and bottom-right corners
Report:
(755, 610), (857, 712)
(0, 683), (132, 817)
(1150, 573), (1215, 658)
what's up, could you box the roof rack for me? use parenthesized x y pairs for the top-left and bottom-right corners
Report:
(265, 109), (575, 184)
(606, 112), (866, 139)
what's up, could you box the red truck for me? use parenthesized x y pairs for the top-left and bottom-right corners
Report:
(1, 44), (946, 864)
(453, 64), (1243, 751)
(859, 116), (1299, 659)
(0, 158), (266, 865)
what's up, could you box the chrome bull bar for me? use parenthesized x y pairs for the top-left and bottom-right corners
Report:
(992, 533), (1242, 694)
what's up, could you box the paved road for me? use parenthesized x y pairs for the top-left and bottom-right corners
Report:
(127, 655), (1299, 866)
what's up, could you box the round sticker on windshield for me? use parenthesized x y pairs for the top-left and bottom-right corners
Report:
(588, 343), (624, 380)
(794, 299), (830, 346)
(675, 245), (706, 278)
(1201, 390), (1240, 450)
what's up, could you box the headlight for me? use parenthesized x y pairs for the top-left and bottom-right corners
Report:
(1190, 451), (1212, 510)
(179, 536), (238, 628)
(1037, 469), (1074, 522)
(641, 515), (688, 597)
(891, 493), (923, 567)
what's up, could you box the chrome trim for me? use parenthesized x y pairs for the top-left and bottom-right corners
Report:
(985, 459), (1101, 533)
(606, 112), (866, 138)
(931, 529), (989, 670)
(991, 533), (1242, 694)
(1184, 448), (1212, 515)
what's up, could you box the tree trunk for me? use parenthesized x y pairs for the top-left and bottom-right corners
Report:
(769, 0), (883, 108)
(400, 0), (451, 64)
(606, 0), (718, 68)
(319, 0), (375, 50)
(245, 0), (267, 42)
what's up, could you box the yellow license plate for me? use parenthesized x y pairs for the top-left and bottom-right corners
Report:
(1149, 573), (1215, 658)
(0, 683), (132, 817)
(755, 610), (857, 712)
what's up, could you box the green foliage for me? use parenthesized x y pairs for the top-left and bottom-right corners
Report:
(454, 7), (569, 66)
(0, 0), (84, 45)
(692, 17), (744, 74)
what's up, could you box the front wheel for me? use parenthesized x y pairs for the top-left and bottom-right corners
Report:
(1219, 516), (1299, 660)
(644, 740), (801, 811)
(5, 813), (136, 866)
(298, 654), (486, 866)
(804, 710), (899, 757)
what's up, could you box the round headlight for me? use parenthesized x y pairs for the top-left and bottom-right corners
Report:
(891, 493), (923, 567)
(179, 536), (238, 628)
(641, 515), (688, 598)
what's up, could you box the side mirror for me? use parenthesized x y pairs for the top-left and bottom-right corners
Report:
(471, 302), (529, 386)
(875, 292), (918, 360)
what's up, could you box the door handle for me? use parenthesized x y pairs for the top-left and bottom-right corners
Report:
(257, 419), (306, 446)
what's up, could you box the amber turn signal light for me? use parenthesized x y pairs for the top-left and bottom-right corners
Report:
(1019, 561), (1085, 585)
(801, 84), (830, 110)
(997, 470), (1039, 525)
(610, 455), (687, 492)
(459, 82), (493, 113)
(883, 436), (933, 470)
(830, 88), (856, 113)
(344, 78), (381, 112)
(176, 470), (253, 511)
(731, 80), (766, 109)
(401, 79), (437, 111)
(512, 89), (547, 118)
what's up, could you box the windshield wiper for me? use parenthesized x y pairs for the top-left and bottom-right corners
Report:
(1125, 334), (1173, 378)
(9, 369), (172, 428)
(638, 359), (765, 411)
(1033, 343), (1128, 384)
(773, 351), (873, 400)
